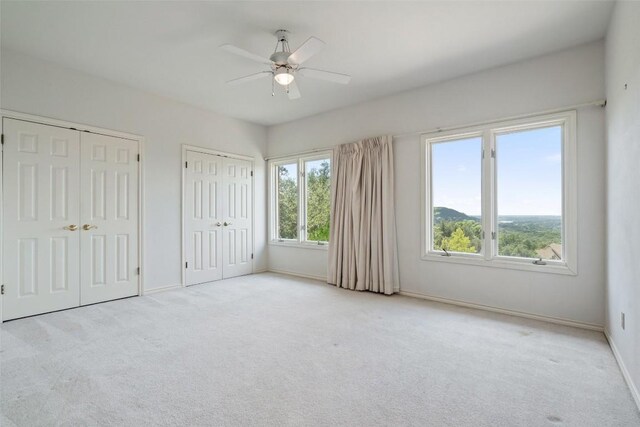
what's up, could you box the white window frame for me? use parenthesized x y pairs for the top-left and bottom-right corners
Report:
(421, 110), (577, 275)
(269, 151), (333, 250)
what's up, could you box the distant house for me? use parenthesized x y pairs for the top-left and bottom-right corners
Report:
(537, 243), (562, 260)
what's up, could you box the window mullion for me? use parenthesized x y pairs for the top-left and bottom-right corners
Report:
(482, 129), (494, 261)
(272, 165), (278, 241)
(488, 130), (499, 258)
(299, 158), (305, 243)
(425, 140), (433, 254)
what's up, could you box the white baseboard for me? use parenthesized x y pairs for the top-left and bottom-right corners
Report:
(266, 268), (327, 282)
(604, 330), (640, 411)
(142, 284), (182, 295)
(265, 272), (602, 331)
(399, 290), (604, 332)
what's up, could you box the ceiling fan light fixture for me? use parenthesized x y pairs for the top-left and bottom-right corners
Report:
(274, 68), (294, 86)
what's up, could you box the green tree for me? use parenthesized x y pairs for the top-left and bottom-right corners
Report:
(432, 208), (562, 259)
(433, 219), (482, 253)
(305, 160), (331, 241)
(277, 165), (298, 239)
(442, 227), (476, 253)
(277, 160), (332, 242)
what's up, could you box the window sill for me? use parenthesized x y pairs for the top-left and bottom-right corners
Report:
(421, 252), (576, 276)
(269, 240), (329, 251)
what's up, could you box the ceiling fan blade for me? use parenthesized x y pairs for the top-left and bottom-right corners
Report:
(299, 68), (351, 84)
(226, 71), (272, 86)
(219, 44), (272, 65)
(288, 37), (325, 65)
(287, 80), (301, 100)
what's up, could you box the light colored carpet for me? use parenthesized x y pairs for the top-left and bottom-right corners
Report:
(1, 273), (638, 426)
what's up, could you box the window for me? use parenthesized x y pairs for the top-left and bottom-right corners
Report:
(431, 135), (483, 256)
(304, 158), (331, 242)
(496, 126), (563, 260)
(270, 153), (332, 247)
(276, 162), (299, 240)
(423, 111), (576, 274)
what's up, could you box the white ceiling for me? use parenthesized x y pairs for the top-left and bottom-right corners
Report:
(1, 1), (613, 126)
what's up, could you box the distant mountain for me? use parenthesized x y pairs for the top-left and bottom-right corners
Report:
(434, 207), (478, 223)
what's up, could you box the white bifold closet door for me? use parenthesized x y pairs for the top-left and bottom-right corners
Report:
(2, 119), (81, 320)
(185, 151), (224, 284)
(185, 150), (252, 286)
(2, 118), (139, 321)
(79, 132), (139, 305)
(221, 156), (253, 279)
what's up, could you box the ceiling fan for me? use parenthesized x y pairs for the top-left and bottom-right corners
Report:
(220, 30), (351, 100)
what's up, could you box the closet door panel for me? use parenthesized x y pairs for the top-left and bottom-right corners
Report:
(2, 118), (81, 320)
(185, 151), (224, 285)
(79, 133), (139, 305)
(222, 158), (252, 279)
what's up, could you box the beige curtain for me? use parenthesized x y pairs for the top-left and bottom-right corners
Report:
(328, 135), (399, 295)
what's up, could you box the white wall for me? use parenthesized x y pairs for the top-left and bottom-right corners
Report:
(605, 1), (640, 407)
(268, 41), (606, 327)
(0, 49), (268, 292)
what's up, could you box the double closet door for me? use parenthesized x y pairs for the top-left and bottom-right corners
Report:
(2, 118), (139, 321)
(184, 150), (252, 286)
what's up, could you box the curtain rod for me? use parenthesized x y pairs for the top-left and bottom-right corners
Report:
(391, 99), (606, 139)
(264, 147), (333, 161)
(264, 99), (606, 161)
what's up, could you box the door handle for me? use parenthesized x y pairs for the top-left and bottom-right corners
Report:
(214, 222), (222, 227)
(63, 224), (78, 231)
(82, 224), (98, 231)
(224, 221), (232, 226)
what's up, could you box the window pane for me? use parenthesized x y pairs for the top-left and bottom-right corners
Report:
(277, 163), (298, 239)
(305, 158), (331, 242)
(431, 137), (482, 254)
(496, 126), (562, 259)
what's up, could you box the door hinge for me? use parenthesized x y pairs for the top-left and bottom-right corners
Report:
(137, 154), (140, 162)
(491, 149), (496, 158)
(185, 261), (188, 269)
(136, 267), (140, 275)
(1, 285), (4, 295)
(491, 231), (496, 240)
(251, 253), (254, 259)
(250, 170), (253, 177)
(1, 134), (4, 145)
(185, 161), (188, 169)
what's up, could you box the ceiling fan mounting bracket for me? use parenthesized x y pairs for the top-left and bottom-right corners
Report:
(275, 29), (290, 43)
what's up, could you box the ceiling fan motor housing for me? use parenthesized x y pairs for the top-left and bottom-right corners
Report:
(270, 51), (291, 67)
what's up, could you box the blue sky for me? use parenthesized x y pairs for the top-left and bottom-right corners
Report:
(432, 126), (562, 216)
(278, 163), (298, 184)
(278, 158), (328, 182)
(280, 129), (562, 217)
